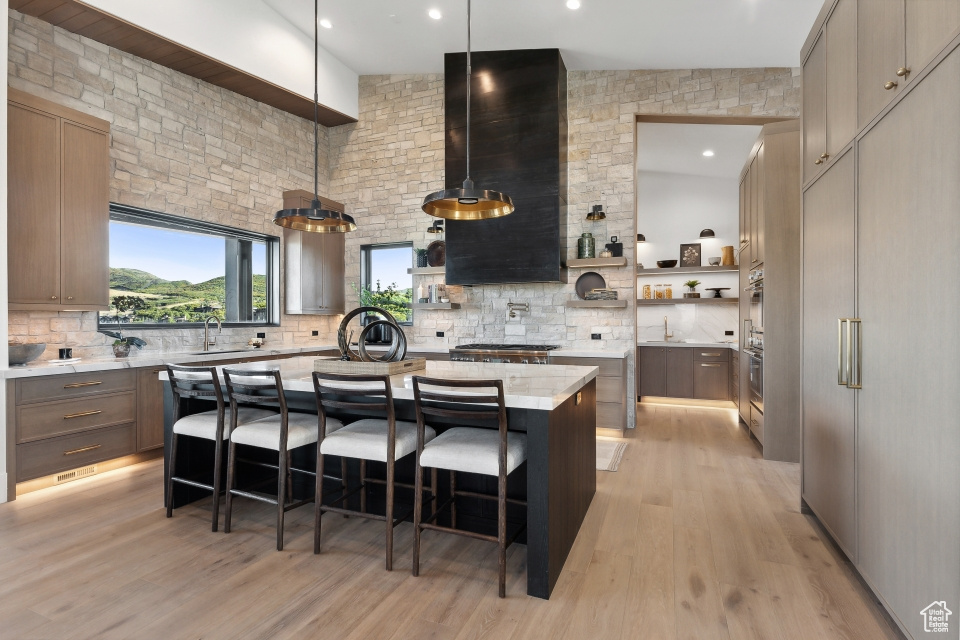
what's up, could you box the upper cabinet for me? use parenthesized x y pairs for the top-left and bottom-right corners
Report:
(281, 190), (345, 315)
(803, 0), (857, 183)
(858, 0), (960, 130)
(8, 89), (110, 311)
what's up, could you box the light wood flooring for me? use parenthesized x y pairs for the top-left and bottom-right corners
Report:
(0, 403), (903, 640)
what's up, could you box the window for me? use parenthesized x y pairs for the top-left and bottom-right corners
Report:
(359, 243), (413, 324)
(99, 204), (280, 328)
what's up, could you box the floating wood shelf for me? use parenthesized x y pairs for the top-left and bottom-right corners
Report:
(564, 257), (628, 268)
(412, 302), (460, 310)
(636, 265), (738, 275)
(565, 300), (628, 308)
(637, 298), (738, 305)
(407, 267), (446, 275)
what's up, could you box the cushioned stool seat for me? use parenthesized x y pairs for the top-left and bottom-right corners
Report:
(173, 407), (277, 440)
(418, 427), (527, 476)
(231, 413), (342, 451)
(320, 418), (435, 462)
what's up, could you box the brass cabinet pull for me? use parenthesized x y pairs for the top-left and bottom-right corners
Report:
(63, 409), (102, 419)
(884, 80), (898, 90)
(819, 152), (829, 159)
(63, 381), (102, 388)
(50, 295), (58, 300)
(896, 67), (910, 77)
(837, 318), (848, 386)
(67, 296), (74, 300)
(64, 444), (101, 456)
(814, 158), (823, 165)
(700, 363), (721, 368)
(700, 352), (722, 357)
(848, 319), (863, 389)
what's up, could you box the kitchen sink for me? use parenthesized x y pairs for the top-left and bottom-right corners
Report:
(185, 349), (253, 356)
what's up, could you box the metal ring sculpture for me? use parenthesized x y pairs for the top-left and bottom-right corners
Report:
(337, 306), (407, 362)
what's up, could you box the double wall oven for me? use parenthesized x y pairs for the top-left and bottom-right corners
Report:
(744, 266), (764, 441)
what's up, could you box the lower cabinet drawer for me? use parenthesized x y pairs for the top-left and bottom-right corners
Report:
(597, 401), (624, 429)
(693, 349), (729, 363)
(17, 391), (137, 443)
(750, 405), (764, 445)
(17, 369), (136, 404)
(17, 423), (138, 482)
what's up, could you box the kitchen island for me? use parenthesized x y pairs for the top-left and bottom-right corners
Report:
(162, 357), (598, 599)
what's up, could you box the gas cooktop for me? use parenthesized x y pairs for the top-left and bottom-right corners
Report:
(453, 344), (561, 351)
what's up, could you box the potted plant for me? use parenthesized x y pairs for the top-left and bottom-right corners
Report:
(105, 296), (148, 357)
(414, 248), (429, 268)
(683, 279), (701, 299)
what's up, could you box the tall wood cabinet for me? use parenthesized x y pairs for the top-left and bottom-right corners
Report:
(801, 4), (960, 637)
(737, 121), (801, 462)
(281, 189), (345, 315)
(7, 89), (110, 310)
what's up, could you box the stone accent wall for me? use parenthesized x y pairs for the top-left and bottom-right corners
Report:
(331, 68), (799, 426)
(7, 10), (339, 359)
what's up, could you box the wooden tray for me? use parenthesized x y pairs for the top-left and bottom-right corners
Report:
(313, 358), (427, 376)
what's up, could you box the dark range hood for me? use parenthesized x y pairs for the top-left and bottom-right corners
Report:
(443, 49), (568, 285)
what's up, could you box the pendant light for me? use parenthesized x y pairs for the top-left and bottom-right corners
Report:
(421, 0), (514, 221)
(274, 0), (356, 233)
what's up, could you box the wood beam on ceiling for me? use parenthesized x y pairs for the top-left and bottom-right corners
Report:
(9, 0), (357, 127)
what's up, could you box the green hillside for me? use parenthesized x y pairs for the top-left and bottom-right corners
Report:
(102, 268), (266, 324)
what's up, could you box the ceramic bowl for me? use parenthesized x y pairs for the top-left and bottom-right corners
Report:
(9, 342), (46, 366)
(656, 260), (678, 268)
(708, 256), (721, 266)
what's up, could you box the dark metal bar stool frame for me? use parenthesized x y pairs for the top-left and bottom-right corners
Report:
(312, 372), (437, 570)
(165, 364), (229, 532)
(222, 367), (333, 551)
(411, 376), (527, 598)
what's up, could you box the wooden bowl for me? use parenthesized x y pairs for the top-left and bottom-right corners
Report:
(656, 260), (678, 268)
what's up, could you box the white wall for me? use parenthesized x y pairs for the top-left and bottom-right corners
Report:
(1, 0), (10, 502)
(84, 0), (359, 119)
(636, 170), (741, 343)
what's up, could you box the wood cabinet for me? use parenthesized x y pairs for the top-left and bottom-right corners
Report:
(638, 346), (730, 401)
(282, 189), (345, 315)
(801, 6), (960, 634)
(551, 355), (627, 431)
(801, 149), (857, 559)
(7, 89), (110, 311)
(137, 368), (166, 452)
(730, 350), (740, 410)
(803, 33), (827, 182)
(855, 46), (960, 640)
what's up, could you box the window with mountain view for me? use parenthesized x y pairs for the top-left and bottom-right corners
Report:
(360, 243), (413, 324)
(99, 206), (279, 327)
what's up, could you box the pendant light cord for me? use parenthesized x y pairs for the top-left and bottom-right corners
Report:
(312, 0), (320, 206)
(465, 0), (471, 183)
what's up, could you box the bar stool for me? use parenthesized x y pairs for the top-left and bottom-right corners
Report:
(165, 364), (276, 531)
(222, 367), (343, 551)
(312, 372), (437, 570)
(411, 377), (527, 598)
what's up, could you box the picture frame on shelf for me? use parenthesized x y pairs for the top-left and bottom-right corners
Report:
(680, 242), (701, 267)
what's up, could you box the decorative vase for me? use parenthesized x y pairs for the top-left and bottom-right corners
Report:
(416, 253), (428, 268)
(720, 245), (736, 266)
(113, 343), (131, 358)
(577, 233), (595, 259)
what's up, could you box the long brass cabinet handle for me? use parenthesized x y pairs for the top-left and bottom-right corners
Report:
(700, 352), (722, 357)
(64, 444), (101, 456)
(64, 381), (102, 389)
(700, 363), (721, 367)
(63, 410), (102, 419)
(837, 318), (848, 386)
(848, 319), (862, 389)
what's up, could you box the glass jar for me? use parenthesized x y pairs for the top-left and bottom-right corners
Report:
(642, 284), (652, 299)
(655, 284), (664, 299)
(665, 284), (673, 299)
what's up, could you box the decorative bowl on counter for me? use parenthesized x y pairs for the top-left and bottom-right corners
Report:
(656, 260), (678, 268)
(9, 342), (46, 366)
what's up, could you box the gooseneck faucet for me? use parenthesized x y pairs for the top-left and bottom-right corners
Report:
(664, 315), (674, 342)
(203, 316), (222, 352)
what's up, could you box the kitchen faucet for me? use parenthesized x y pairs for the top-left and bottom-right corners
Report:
(663, 315), (674, 342)
(203, 316), (222, 352)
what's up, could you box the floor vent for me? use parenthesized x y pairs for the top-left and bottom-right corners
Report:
(56, 465), (97, 485)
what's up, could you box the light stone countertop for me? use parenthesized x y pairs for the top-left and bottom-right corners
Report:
(159, 356), (600, 411)
(636, 341), (739, 350)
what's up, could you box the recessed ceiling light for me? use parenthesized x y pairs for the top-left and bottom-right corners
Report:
(566, 0), (581, 9)
(702, 150), (715, 157)
(428, 9), (442, 20)
(319, 18), (332, 29)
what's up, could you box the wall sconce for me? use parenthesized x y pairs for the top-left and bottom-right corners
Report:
(699, 228), (715, 238)
(427, 220), (444, 234)
(636, 233), (646, 243)
(586, 204), (605, 221)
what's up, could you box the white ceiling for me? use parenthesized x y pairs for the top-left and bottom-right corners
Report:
(263, 0), (823, 74)
(636, 123), (762, 179)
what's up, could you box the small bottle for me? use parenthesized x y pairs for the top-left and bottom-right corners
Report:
(416, 282), (424, 302)
(642, 284), (651, 299)
(665, 284), (673, 299)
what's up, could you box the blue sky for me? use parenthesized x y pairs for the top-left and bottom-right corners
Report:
(369, 246), (413, 291)
(110, 222), (266, 284)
